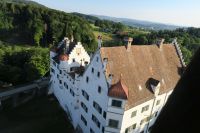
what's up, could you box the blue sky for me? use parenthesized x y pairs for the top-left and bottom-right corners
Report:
(33, 0), (200, 27)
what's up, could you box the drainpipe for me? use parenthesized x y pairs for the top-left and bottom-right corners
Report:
(146, 96), (156, 133)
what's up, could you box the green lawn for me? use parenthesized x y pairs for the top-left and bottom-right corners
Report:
(0, 96), (74, 133)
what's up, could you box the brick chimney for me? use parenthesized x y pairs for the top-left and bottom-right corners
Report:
(157, 38), (165, 49)
(98, 35), (102, 49)
(124, 37), (133, 51)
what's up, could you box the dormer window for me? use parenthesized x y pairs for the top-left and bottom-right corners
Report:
(146, 78), (160, 96)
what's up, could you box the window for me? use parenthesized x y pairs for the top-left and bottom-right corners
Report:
(154, 111), (158, 117)
(103, 111), (107, 119)
(60, 70), (62, 74)
(81, 115), (87, 126)
(108, 119), (118, 128)
(131, 111), (137, 118)
(98, 86), (101, 93)
(53, 61), (56, 66)
(96, 57), (99, 62)
(70, 89), (75, 97)
(140, 116), (151, 125)
(86, 76), (89, 83)
(81, 102), (88, 113)
(90, 128), (95, 133)
(59, 80), (62, 84)
(141, 105), (149, 113)
(156, 100), (160, 105)
(93, 101), (102, 114)
(148, 126), (153, 132)
(57, 74), (59, 78)
(111, 100), (122, 108)
(51, 68), (55, 74)
(91, 67), (94, 73)
(73, 58), (75, 62)
(102, 127), (105, 133)
(125, 124), (136, 133)
(64, 82), (68, 89)
(97, 72), (100, 78)
(92, 115), (100, 128)
(82, 90), (89, 101)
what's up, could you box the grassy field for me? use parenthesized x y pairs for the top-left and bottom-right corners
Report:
(0, 96), (74, 133)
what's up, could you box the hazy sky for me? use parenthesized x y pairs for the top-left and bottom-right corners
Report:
(33, 0), (200, 27)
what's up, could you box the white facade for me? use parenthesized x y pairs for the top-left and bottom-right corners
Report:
(50, 39), (179, 133)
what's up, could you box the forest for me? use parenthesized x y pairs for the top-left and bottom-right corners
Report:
(0, 0), (200, 86)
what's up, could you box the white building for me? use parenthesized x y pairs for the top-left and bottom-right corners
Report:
(49, 37), (184, 133)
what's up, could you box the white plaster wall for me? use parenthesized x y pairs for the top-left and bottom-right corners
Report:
(121, 99), (154, 133)
(78, 51), (109, 133)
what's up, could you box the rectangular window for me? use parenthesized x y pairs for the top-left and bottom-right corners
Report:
(86, 76), (89, 83)
(91, 68), (94, 73)
(81, 102), (88, 113)
(141, 105), (149, 113)
(93, 101), (102, 114)
(70, 89), (75, 97)
(111, 100), (122, 108)
(96, 57), (99, 62)
(97, 72), (100, 78)
(125, 123), (136, 133)
(64, 82), (68, 89)
(102, 127), (105, 133)
(108, 119), (119, 128)
(103, 111), (107, 119)
(53, 61), (56, 66)
(156, 100), (160, 105)
(92, 115), (100, 128)
(90, 128), (95, 133)
(73, 58), (75, 62)
(131, 111), (137, 118)
(60, 70), (62, 74)
(81, 115), (87, 126)
(98, 86), (101, 93)
(140, 116), (151, 125)
(59, 80), (62, 84)
(82, 90), (89, 101)
(57, 74), (59, 78)
(51, 68), (55, 74)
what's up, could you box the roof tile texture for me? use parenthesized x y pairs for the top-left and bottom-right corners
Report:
(100, 44), (182, 110)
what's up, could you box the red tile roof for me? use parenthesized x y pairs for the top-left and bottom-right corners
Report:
(59, 54), (69, 61)
(100, 44), (182, 110)
(108, 79), (129, 99)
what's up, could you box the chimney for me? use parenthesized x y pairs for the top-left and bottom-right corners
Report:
(124, 37), (133, 51)
(64, 37), (70, 52)
(157, 38), (165, 49)
(98, 35), (102, 48)
(103, 58), (108, 71)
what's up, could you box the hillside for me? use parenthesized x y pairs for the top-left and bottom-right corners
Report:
(93, 15), (182, 30)
(0, 0), (96, 50)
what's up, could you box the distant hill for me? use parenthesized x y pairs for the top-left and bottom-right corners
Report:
(93, 15), (182, 30)
(0, 0), (45, 7)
